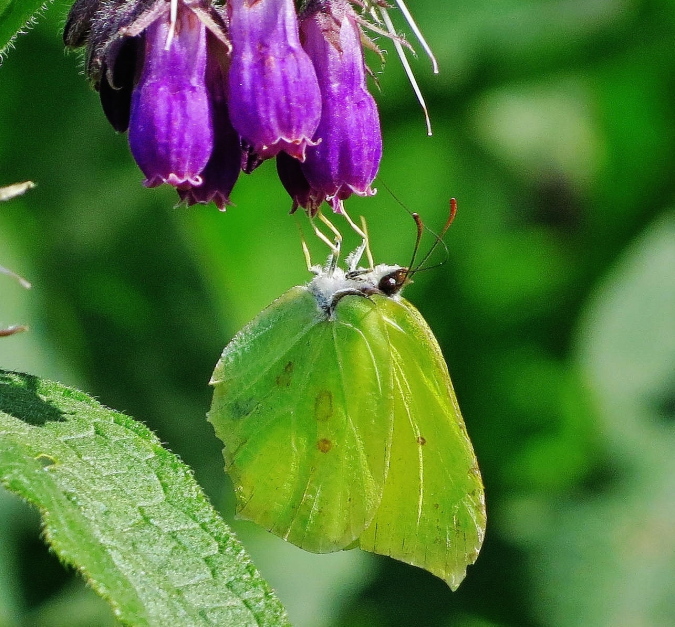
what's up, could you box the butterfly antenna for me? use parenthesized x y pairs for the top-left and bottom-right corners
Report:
(375, 181), (456, 271)
(406, 212), (425, 272)
(413, 198), (457, 272)
(377, 177), (444, 263)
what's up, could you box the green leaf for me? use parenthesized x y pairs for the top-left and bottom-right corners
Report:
(0, 370), (290, 627)
(0, 0), (53, 62)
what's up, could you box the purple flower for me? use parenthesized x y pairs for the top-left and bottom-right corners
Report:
(129, 6), (213, 189)
(65, 0), (416, 213)
(276, 151), (324, 216)
(98, 37), (139, 133)
(227, 0), (322, 161)
(299, 0), (382, 212)
(179, 47), (241, 210)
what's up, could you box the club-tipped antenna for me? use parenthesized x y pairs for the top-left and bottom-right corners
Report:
(405, 212), (425, 274)
(377, 180), (454, 266)
(412, 198), (457, 273)
(379, 7), (433, 136)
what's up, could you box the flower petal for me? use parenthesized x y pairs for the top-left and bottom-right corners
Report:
(300, 2), (382, 208)
(228, 0), (322, 161)
(129, 8), (213, 189)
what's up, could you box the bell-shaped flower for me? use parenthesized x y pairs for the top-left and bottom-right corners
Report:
(179, 49), (242, 210)
(227, 0), (322, 161)
(276, 151), (324, 216)
(129, 6), (213, 188)
(300, 0), (382, 212)
(97, 37), (139, 133)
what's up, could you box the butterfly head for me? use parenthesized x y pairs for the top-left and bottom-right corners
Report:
(308, 262), (411, 318)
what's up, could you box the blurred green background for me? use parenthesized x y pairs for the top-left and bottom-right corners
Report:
(1, 0), (674, 625)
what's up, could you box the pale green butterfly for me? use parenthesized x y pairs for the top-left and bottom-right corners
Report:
(209, 209), (485, 589)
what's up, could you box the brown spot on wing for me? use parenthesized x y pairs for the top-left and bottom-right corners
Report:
(416, 436), (427, 445)
(314, 390), (333, 422)
(317, 438), (332, 453)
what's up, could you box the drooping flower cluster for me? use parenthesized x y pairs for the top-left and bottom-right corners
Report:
(64, 0), (394, 213)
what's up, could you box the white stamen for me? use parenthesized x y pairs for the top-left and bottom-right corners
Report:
(393, 0), (439, 74)
(380, 8), (433, 136)
(165, 0), (179, 50)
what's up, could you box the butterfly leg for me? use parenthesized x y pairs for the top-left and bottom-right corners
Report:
(313, 211), (344, 276)
(340, 208), (375, 271)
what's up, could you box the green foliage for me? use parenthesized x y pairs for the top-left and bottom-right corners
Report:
(0, 0), (53, 61)
(0, 371), (289, 627)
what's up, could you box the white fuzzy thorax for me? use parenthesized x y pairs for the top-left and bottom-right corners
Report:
(308, 263), (405, 315)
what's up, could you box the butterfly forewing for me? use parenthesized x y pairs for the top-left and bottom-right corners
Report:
(356, 295), (486, 590)
(209, 287), (395, 552)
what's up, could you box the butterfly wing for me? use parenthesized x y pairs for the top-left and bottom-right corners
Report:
(209, 287), (394, 552)
(356, 295), (486, 590)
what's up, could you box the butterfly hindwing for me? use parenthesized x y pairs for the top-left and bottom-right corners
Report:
(356, 295), (486, 590)
(209, 287), (394, 552)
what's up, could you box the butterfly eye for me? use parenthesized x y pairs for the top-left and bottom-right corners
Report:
(378, 269), (409, 296)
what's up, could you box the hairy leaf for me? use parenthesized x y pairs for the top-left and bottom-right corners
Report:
(0, 0), (54, 62)
(0, 370), (290, 627)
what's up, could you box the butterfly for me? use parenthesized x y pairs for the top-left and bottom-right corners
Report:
(209, 209), (485, 589)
